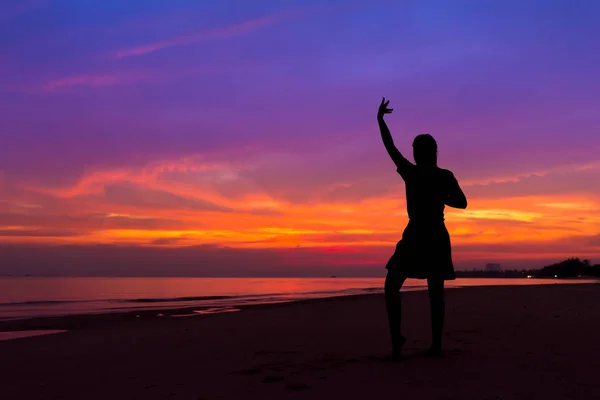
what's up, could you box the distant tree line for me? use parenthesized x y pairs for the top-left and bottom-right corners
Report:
(456, 258), (600, 279)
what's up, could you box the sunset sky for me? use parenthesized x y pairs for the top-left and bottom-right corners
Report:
(1, 0), (600, 276)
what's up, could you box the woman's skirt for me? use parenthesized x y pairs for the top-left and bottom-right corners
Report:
(385, 219), (456, 280)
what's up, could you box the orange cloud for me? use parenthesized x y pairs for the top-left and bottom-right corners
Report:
(3, 153), (600, 267)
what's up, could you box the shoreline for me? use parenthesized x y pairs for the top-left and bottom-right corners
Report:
(2, 276), (596, 325)
(1, 281), (597, 333)
(0, 292), (385, 332)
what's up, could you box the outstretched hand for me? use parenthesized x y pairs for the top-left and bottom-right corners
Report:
(377, 97), (393, 120)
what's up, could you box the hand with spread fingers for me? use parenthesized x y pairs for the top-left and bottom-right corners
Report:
(377, 97), (393, 120)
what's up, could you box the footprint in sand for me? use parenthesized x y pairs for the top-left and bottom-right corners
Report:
(285, 383), (309, 391)
(261, 376), (285, 383)
(255, 350), (275, 355)
(229, 368), (262, 376)
(259, 362), (284, 371)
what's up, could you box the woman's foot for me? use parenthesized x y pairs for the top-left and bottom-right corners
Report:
(393, 335), (407, 351)
(385, 335), (407, 361)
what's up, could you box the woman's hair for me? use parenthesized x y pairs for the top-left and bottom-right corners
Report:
(412, 134), (438, 166)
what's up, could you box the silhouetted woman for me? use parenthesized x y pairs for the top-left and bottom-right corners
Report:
(377, 97), (467, 360)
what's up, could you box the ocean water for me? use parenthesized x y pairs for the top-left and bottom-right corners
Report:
(0, 277), (597, 320)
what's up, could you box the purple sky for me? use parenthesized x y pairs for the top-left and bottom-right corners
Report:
(1, 0), (600, 276)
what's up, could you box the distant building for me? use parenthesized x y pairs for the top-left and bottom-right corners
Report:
(485, 263), (502, 272)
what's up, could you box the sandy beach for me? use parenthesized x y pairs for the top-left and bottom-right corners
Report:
(1, 283), (599, 400)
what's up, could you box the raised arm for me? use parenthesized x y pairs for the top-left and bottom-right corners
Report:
(445, 172), (468, 209)
(377, 97), (412, 174)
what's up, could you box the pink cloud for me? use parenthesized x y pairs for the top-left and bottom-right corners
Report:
(111, 2), (366, 59)
(41, 65), (221, 91)
(43, 73), (141, 91)
(114, 12), (295, 59)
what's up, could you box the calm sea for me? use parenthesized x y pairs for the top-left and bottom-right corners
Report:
(0, 277), (597, 320)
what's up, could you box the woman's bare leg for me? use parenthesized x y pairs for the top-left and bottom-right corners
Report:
(427, 277), (445, 354)
(384, 268), (406, 358)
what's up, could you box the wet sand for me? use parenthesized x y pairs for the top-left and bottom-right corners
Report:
(1, 284), (599, 399)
